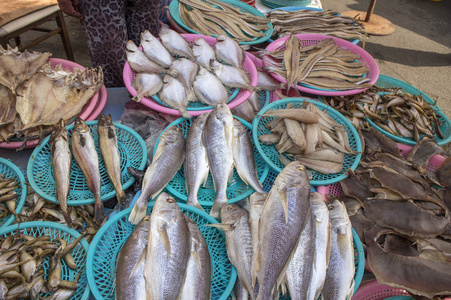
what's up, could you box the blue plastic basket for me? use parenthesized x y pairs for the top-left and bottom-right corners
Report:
(154, 116), (270, 207)
(0, 157), (27, 228)
(169, 0), (273, 45)
(366, 74), (451, 146)
(86, 199), (236, 300)
(252, 98), (362, 185)
(27, 121), (147, 206)
(0, 221), (90, 300)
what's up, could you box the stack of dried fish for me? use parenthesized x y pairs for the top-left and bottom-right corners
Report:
(262, 36), (372, 91)
(266, 9), (366, 41)
(0, 46), (103, 148)
(259, 101), (357, 174)
(329, 128), (451, 299)
(177, 0), (270, 42)
(323, 86), (444, 142)
(0, 232), (86, 299)
(116, 192), (211, 299)
(213, 162), (355, 300)
(127, 27), (253, 117)
(0, 175), (19, 216)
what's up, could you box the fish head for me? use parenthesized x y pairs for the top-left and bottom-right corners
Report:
(279, 161), (310, 185)
(163, 74), (174, 84)
(194, 38), (206, 46)
(73, 117), (90, 133)
(232, 118), (246, 137)
(126, 40), (138, 52)
(216, 35), (227, 43)
(160, 125), (184, 145)
(210, 59), (221, 71)
(140, 30), (154, 43)
(49, 118), (67, 140)
(97, 113), (113, 127)
(213, 103), (233, 122)
(250, 192), (268, 206)
(220, 204), (246, 226)
(328, 200), (351, 233)
(152, 192), (184, 222)
(159, 24), (171, 36)
(193, 112), (209, 129)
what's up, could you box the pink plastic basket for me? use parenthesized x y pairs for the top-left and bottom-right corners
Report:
(123, 33), (257, 117)
(0, 58), (106, 149)
(351, 280), (411, 300)
(263, 33), (380, 96)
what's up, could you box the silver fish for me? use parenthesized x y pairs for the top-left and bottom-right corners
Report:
(160, 24), (194, 59)
(178, 216), (212, 300)
(193, 38), (216, 71)
(256, 162), (311, 300)
(185, 113), (210, 211)
(115, 215), (150, 300)
(193, 67), (228, 106)
(131, 73), (163, 102)
(71, 118), (104, 224)
(50, 119), (71, 226)
(231, 99), (256, 123)
(232, 119), (265, 193)
(233, 279), (249, 300)
(249, 192), (267, 288)
(159, 74), (191, 118)
(145, 193), (191, 299)
(129, 125), (185, 225)
(211, 60), (253, 90)
(321, 200), (355, 300)
(126, 40), (168, 74)
(256, 71), (283, 91)
(307, 192), (331, 300)
(202, 104), (234, 219)
(98, 114), (125, 210)
(169, 58), (198, 102)
(215, 35), (245, 68)
(140, 30), (174, 68)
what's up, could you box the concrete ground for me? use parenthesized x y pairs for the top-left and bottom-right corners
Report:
(19, 0), (451, 151)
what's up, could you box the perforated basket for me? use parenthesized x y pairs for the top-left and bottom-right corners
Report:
(0, 158), (27, 228)
(168, 0), (273, 45)
(154, 116), (269, 207)
(0, 58), (106, 150)
(365, 74), (451, 146)
(263, 33), (379, 96)
(27, 121), (147, 206)
(123, 34), (257, 116)
(351, 281), (411, 300)
(0, 221), (90, 300)
(252, 98), (362, 185)
(86, 200), (236, 300)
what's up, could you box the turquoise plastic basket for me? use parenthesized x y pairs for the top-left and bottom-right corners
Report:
(384, 297), (414, 300)
(27, 121), (147, 206)
(0, 221), (90, 300)
(0, 158), (26, 228)
(169, 0), (273, 45)
(366, 74), (451, 146)
(252, 98), (362, 185)
(86, 199), (236, 300)
(154, 116), (270, 207)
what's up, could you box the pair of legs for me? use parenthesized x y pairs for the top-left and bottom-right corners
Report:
(78, 0), (162, 87)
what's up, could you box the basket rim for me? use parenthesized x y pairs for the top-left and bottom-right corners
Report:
(352, 228), (365, 293)
(86, 200), (237, 300)
(263, 33), (379, 96)
(252, 97), (363, 185)
(351, 279), (411, 299)
(0, 220), (91, 300)
(0, 157), (27, 228)
(27, 120), (148, 205)
(168, 0), (274, 45)
(154, 116), (270, 205)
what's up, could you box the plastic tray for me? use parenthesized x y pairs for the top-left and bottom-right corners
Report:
(351, 281), (411, 300)
(168, 0), (273, 45)
(263, 33), (379, 96)
(154, 116), (269, 207)
(0, 58), (106, 150)
(0, 157), (27, 228)
(86, 200), (236, 300)
(0, 221), (90, 300)
(252, 98), (362, 185)
(366, 74), (451, 146)
(123, 34), (257, 116)
(27, 121), (147, 206)
(266, 6), (360, 45)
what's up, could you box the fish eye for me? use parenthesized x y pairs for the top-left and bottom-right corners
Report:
(167, 198), (175, 203)
(227, 205), (233, 210)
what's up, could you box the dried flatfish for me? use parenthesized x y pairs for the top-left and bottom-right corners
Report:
(0, 84), (16, 126)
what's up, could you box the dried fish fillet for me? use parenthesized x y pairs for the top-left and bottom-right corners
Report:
(0, 84), (16, 126)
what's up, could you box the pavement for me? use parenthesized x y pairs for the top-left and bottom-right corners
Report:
(19, 0), (451, 152)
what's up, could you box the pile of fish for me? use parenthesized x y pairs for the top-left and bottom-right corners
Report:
(262, 36), (372, 91)
(213, 162), (355, 300)
(127, 26), (253, 117)
(0, 175), (20, 220)
(331, 127), (451, 299)
(258, 101), (357, 174)
(49, 114), (125, 226)
(178, 0), (270, 42)
(116, 192), (211, 299)
(129, 103), (265, 223)
(266, 9), (366, 42)
(0, 232), (86, 299)
(323, 86), (444, 142)
(0, 46), (103, 148)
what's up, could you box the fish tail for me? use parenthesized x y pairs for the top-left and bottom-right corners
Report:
(131, 94), (143, 102)
(116, 189), (127, 211)
(94, 196), (105, 225)
(187, 194), (205, 212)
(61, 207), (72, 227)
(180, 108), (192, 119)
(128, 196), (147, 225)
(187, 90), (197, 102)
(209, 194), (228, 220)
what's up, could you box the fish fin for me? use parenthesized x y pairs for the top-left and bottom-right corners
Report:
(116, 189), (127, 211)
(128, 198), (147, 225)
(180, 109), (192, 119)
(129, 245), (146, 280)
(278, 190), (289, 224)
(205, 223), (234, 231)
(94, 197), (105, 225)
(346, 279), (355, 300)
(158, 224), (171, 259)
(192, 250), (202, 273)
